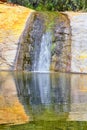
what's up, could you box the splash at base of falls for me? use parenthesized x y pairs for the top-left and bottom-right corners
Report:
(33, 32), (52, 72)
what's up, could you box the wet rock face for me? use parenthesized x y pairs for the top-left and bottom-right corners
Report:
(17, 12), (71, 72)
(17, 13), (44, 71)
(16, 13), (35, 71)
(50, 14), (71, 72)
(30, 14), (44, 70)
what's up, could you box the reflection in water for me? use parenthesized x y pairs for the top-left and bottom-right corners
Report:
(15, 72), (70, 121)
(68, 74), (87, 121)
(14, 72), (87, 121)
(1, 72), (87, 123)
(32, 73), (51, 105)
(0, 72), (29, 125)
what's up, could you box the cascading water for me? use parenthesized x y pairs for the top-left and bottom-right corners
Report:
(33, 32), (52, 72)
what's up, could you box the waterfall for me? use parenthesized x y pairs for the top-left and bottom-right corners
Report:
(34, 32), (52, 72)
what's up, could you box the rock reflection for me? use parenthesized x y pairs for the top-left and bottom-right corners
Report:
(1, 72), (87, 122)
(15, 72), (70, 120)
(0, 72), (29, 125)
(68, 74), (87, 121)
(15, 72), (87, 121)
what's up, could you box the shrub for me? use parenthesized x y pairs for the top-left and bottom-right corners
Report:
(10, 0), (87, 11)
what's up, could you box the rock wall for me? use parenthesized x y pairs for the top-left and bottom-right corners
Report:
(1, 4), (87, 73)
(0, 3), (33, 70)
(51, 12), (87, 73)
(16, 12), (36, 70)
(50, 13), (71, 72)
(17, 12), (71, 72)
(67, 12), (87, 73)
(17, 12), (52, 71)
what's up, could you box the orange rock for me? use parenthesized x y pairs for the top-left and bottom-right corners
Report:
(0, 0), (7, 2)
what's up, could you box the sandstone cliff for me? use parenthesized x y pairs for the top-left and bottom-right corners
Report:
(0, 3), (34, 70)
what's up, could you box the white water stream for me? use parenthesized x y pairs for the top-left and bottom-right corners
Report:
(34, 32), (52, 72)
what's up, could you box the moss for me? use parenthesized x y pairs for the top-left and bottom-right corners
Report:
(51, 44), (56, 54)
(38, 11), (60, 32)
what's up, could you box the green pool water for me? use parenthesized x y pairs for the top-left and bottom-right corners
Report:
(1, 121), (87, 130)
(0, 72), (87, 129)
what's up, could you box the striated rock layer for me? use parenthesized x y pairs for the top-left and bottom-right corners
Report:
(66, 12), (87, 73)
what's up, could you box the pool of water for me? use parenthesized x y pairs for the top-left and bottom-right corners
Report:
(0, 72), (87, 129)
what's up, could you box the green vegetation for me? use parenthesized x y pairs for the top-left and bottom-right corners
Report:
(40, 11), (59, 31)
(1, 121), (87, 130)
(8, 0), (87, 11)
(51, 44), (56, 54)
